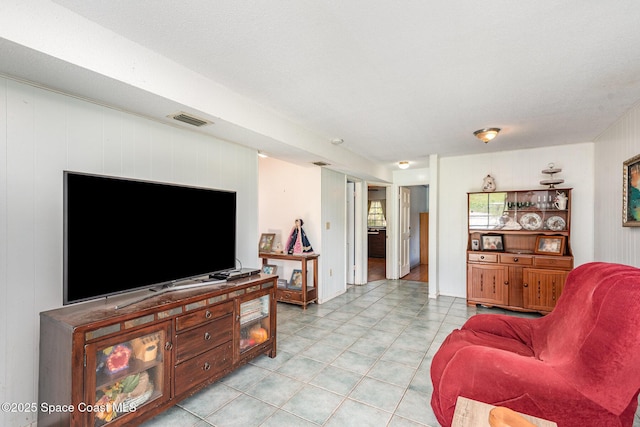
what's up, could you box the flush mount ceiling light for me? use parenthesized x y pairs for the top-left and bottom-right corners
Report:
(330, 138), (344, 145)
(473, 127), (501, 143)
(398, 161), (410, 169)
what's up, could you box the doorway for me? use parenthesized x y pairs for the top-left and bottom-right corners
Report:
(395, 185), (429, 283)
(367, 185), (387, 281)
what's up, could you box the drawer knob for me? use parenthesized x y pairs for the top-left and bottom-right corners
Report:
(203, 362), (211, 371)
(480, 256), (485, 260)
(514, 258), (519, 262)
(523, 283), (529, 287)
(204, 332), (211, 341)
(205, 310), (212, 319)
(164, 342), (173, 351)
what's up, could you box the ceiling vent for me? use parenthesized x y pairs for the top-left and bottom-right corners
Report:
(168, 112), (212, 127)
(312, 161), (330, 167)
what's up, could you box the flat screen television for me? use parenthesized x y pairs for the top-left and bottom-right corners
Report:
(63, 171), (237, 305)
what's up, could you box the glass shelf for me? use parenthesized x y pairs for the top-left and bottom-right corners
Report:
(469, 189), (570, 232)
(91, 330), (166, 426)
(239, 294), (270, 353)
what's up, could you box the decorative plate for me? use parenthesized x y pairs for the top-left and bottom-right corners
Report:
(546, 216), (566, 231)
(519, 212), (542, 230)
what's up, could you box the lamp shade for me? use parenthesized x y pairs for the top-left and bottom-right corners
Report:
(474, 128), (501, 143)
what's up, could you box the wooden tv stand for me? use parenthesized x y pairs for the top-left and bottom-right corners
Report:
(38, 274), (277, 427)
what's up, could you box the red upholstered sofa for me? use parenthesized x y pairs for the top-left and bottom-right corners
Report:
(431, 262), (640, 427)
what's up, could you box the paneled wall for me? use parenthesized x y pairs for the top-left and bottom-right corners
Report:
(0, 77), (259, 427)
(321, 168), (347, 302)
(594, 103), (640, 265)
(438, 143), (595, 298)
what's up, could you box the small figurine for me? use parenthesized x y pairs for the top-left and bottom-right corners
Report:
(285, 219), (314, 254)
(482, 175), (496, 192)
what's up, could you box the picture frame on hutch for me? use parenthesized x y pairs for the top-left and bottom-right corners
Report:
(480, 234), (504, 251)
(534, 235), (566, 256)
(623, 154), (640, 227)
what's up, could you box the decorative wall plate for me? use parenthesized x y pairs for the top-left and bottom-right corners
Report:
(546, 216), (566, 231)
(519, 212), (542, 230)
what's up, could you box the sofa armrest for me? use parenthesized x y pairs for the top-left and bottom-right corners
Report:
(462, 314), (534, 346)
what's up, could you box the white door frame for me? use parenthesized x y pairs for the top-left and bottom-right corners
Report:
(346, 181), (355, 284)
(399, 186), (411, 277)
(349, 180), (368, 285)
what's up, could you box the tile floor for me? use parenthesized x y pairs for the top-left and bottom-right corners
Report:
(140, 279), (640, 427)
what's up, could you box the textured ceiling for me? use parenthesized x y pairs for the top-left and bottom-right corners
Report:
(5, 1), (640, 175)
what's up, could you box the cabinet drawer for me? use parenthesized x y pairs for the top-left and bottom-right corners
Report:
(277, 289), (303, 303)
(534, 256), (573, 269)
(499, 254), (533, 265)
(174, 342), (232, 396)
(468, 253), (498, 263)
(175, 315), (233, 362)
(176, 301), (233, 331)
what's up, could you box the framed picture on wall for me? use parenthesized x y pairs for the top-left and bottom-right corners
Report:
(623, 154), (640, 227)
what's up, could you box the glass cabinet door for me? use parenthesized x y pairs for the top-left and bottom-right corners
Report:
(469, 192), (508, 230)
(85, 322), (171, 426)
(239, 293), (271, 354)
(470, 190), (570, 232)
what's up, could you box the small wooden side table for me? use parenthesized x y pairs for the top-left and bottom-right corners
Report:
(259, 252), (319, 309)
(452, 397), (557, 427)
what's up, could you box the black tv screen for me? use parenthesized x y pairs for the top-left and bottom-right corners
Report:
(64, 171), (237, 305)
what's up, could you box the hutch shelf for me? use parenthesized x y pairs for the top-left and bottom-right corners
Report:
(467, 188), (573, 314)
(38, 274), (277, 427)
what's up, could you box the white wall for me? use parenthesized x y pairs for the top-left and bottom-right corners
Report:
(257, 157), (322, 289)
(257, 157), (348, 303)
(594, 103), (640, 266)
(0, 78), (259, 427)
(437, 143), (595, 298)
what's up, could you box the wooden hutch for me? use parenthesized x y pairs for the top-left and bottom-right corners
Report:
(467, 188), (573, 314)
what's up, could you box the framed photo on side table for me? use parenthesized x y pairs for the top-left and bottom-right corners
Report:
(259, 233), (276, 252)
(262, 264), (278, 275)
(623, 154), (640, 227)
(534, 235), (566, 256)
(288, 269), (303, 289)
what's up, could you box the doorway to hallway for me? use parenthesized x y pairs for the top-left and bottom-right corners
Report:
(367, 258), (428, 282)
